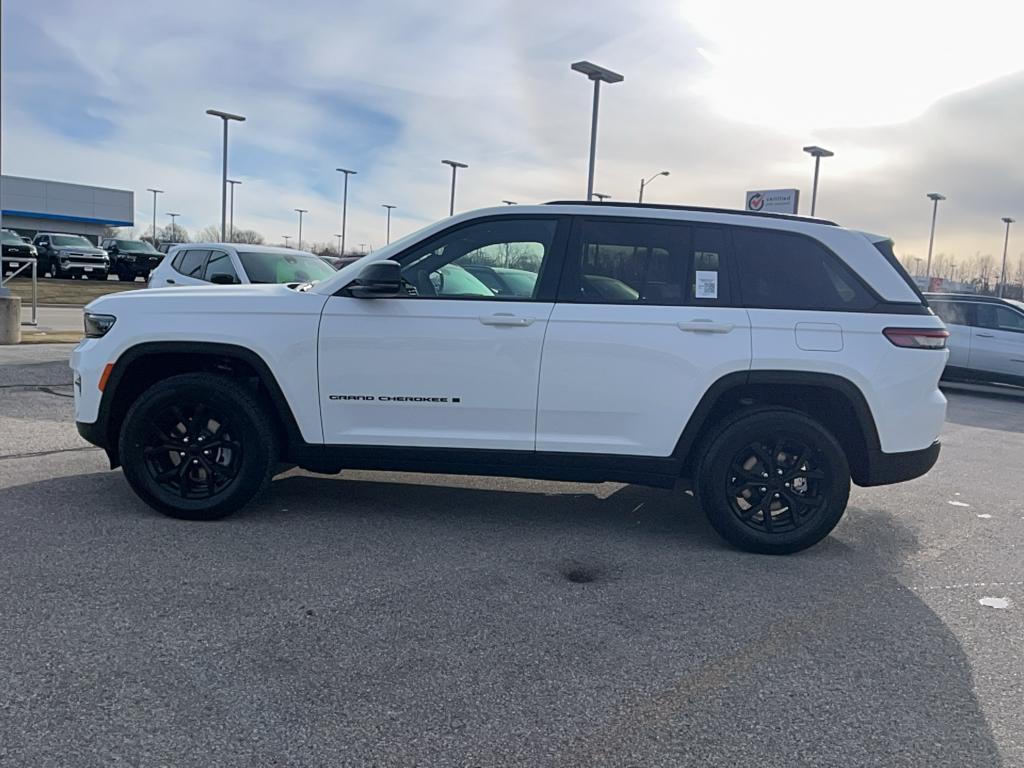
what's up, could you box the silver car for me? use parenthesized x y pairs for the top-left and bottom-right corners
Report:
(926, 293), (1024, 386)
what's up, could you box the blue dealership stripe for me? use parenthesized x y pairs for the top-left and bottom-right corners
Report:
(1, 210), (133, 227)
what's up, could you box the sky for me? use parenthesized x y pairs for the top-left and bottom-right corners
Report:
(2, 0), (1024, 263)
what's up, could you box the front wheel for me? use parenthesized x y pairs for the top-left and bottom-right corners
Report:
(119, 373), (278, 520)
(696, 408), (850, 555)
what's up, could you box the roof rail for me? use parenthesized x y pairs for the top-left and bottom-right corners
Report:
(543, 200), (837, 226)
(922, 292), (1008, 304)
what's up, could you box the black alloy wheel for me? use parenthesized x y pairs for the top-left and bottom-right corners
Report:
(697, 408), (850, 554)
(119, 373), (277, 520)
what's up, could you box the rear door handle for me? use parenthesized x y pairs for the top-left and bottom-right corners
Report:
(678, 319), (734, 333)
(479, 313), (535, 327)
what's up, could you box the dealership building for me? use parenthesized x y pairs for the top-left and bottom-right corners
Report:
(0, 175), (134, 244)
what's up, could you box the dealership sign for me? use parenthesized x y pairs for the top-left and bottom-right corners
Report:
(745, 188), (800, 214)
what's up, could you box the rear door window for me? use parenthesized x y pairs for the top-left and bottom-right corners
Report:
(176, 249), (210, 278)
(203, 250), (239, 283)
(732, 228), (875, 311)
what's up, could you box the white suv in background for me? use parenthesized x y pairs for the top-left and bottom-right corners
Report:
(72, 202), (948, 554)
(926, 292), (1024, 386)
(149, 243), (336, 287)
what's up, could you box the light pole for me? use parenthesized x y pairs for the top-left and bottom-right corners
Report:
(911, 256), (923, 276)
(802, 145), (833, 216)
(381, 204), (396, 244)
(441, 160), (468, 216)
(146, 188), (163, 245)
(282, 235), (291, 248)
(336, 168), (356, 255)
(999, 217), (1015, 298)
(166, 212), (180, 243)
(227, 179), (242, 241)
(359, 243), (368, 255)
(925, 192), (945, 277)
(294, 209), (307, 251)
(593, 193), (611, 202)
(571, 61), (624, 201)
(501, 200), (517, 205)
(334, 234), (343, 253)
(206, 109), (246, 241)
(638, 170), (669, 203)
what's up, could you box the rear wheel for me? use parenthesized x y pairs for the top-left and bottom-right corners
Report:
(119, 373), (278, 520)
(696, 408), (850, 555)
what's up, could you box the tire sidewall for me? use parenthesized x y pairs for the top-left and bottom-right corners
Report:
(698, 410), (850, 555)
(119, 376), (273, 519)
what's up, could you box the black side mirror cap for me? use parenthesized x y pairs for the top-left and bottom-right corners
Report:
(209, 273), (239, 285)
(349, 260), (402, 298)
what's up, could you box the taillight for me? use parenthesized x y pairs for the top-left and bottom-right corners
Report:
(883, 327), (949, 349)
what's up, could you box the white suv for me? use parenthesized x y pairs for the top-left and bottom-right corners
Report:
(71, 203), (948, 554)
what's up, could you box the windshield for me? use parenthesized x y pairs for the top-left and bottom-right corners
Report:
(115, 239), (158, 253)
(1, 231), (24, 245)
(238, 251), (337, 284)
(51, 235), (94, 247)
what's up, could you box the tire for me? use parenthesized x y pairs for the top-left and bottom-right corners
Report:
(696, 407), (850, 555)
(118, 373), (278, 520)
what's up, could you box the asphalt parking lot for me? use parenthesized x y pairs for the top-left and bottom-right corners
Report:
(2, 345), (1022, 767)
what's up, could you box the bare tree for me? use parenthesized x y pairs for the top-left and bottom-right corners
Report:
(228, 229), (265, 245)
(195, 225), (222, 242)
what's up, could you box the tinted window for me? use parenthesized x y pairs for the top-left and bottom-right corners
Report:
(176, 249), (210, 278)
(930, 301), (970, 326)
(399, 218), (557, 299)
(976, 304), (1024, 332)
(732, 228), (875, 311)
(565, 219), (686, 305)
(204, 251), (239, 283)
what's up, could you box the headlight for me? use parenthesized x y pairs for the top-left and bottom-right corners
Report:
(84, 312), (116, 338)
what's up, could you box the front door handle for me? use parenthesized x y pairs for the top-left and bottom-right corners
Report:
(166, 279), (176, 284)
(678, 319), (734, 333)
(976, 332), (995, 338)
(479, 313), (534, 327)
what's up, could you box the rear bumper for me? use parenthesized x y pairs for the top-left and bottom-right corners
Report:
(858, 441), (941, 486)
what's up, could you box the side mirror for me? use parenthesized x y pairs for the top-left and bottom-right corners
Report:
(210, 273), (238, 285)
(349, 260), (402, 298)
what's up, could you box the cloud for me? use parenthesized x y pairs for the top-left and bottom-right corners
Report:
(2, 0), (1023, 262)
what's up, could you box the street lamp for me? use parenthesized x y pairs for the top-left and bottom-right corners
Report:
(282, 235), (291, 247)
(593, 193), (611, 202)
(146, 188), (163, 245)
(925, 192), (945, 277)
(441, 160), (468, 216)
(294, 209), (308, 251)
(501, 200), (517, 205)
(638, 170), (669, 203)
(571, 61), (624, 201)
(206, 109), (246, 241)
(802, 145), (834, 216)
(336, 168), (356, 255)
(381, 204), (396, 244)
(166, 212), (180, 242)
(999, 217), (1015, 298)
(227, 179), (242, 241)
(334, 234), (343, 253)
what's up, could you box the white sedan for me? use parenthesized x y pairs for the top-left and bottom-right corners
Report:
(149, 244), (336, 287)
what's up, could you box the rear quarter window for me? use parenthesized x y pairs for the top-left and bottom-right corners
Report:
(731, 228), (875, 311)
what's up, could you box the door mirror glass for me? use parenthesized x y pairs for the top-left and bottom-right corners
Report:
(350, 260), (402, 298)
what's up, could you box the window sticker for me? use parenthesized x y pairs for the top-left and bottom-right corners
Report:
(695, 270), (719, 299)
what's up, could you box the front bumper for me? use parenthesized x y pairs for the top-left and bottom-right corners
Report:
(858, 441), (941, 486)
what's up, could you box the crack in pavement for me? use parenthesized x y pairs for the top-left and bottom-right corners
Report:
(0, 446), (100, 461)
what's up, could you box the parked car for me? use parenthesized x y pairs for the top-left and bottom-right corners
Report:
(101, 238), (164, 282)
(73, 202), (947, 554)
(1, 229), (37, 276)
(32, 233), (109, 279)
(925, 292), (1024, 387)
(320, 254), (363, 270)
(149, 244), (337, 287)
